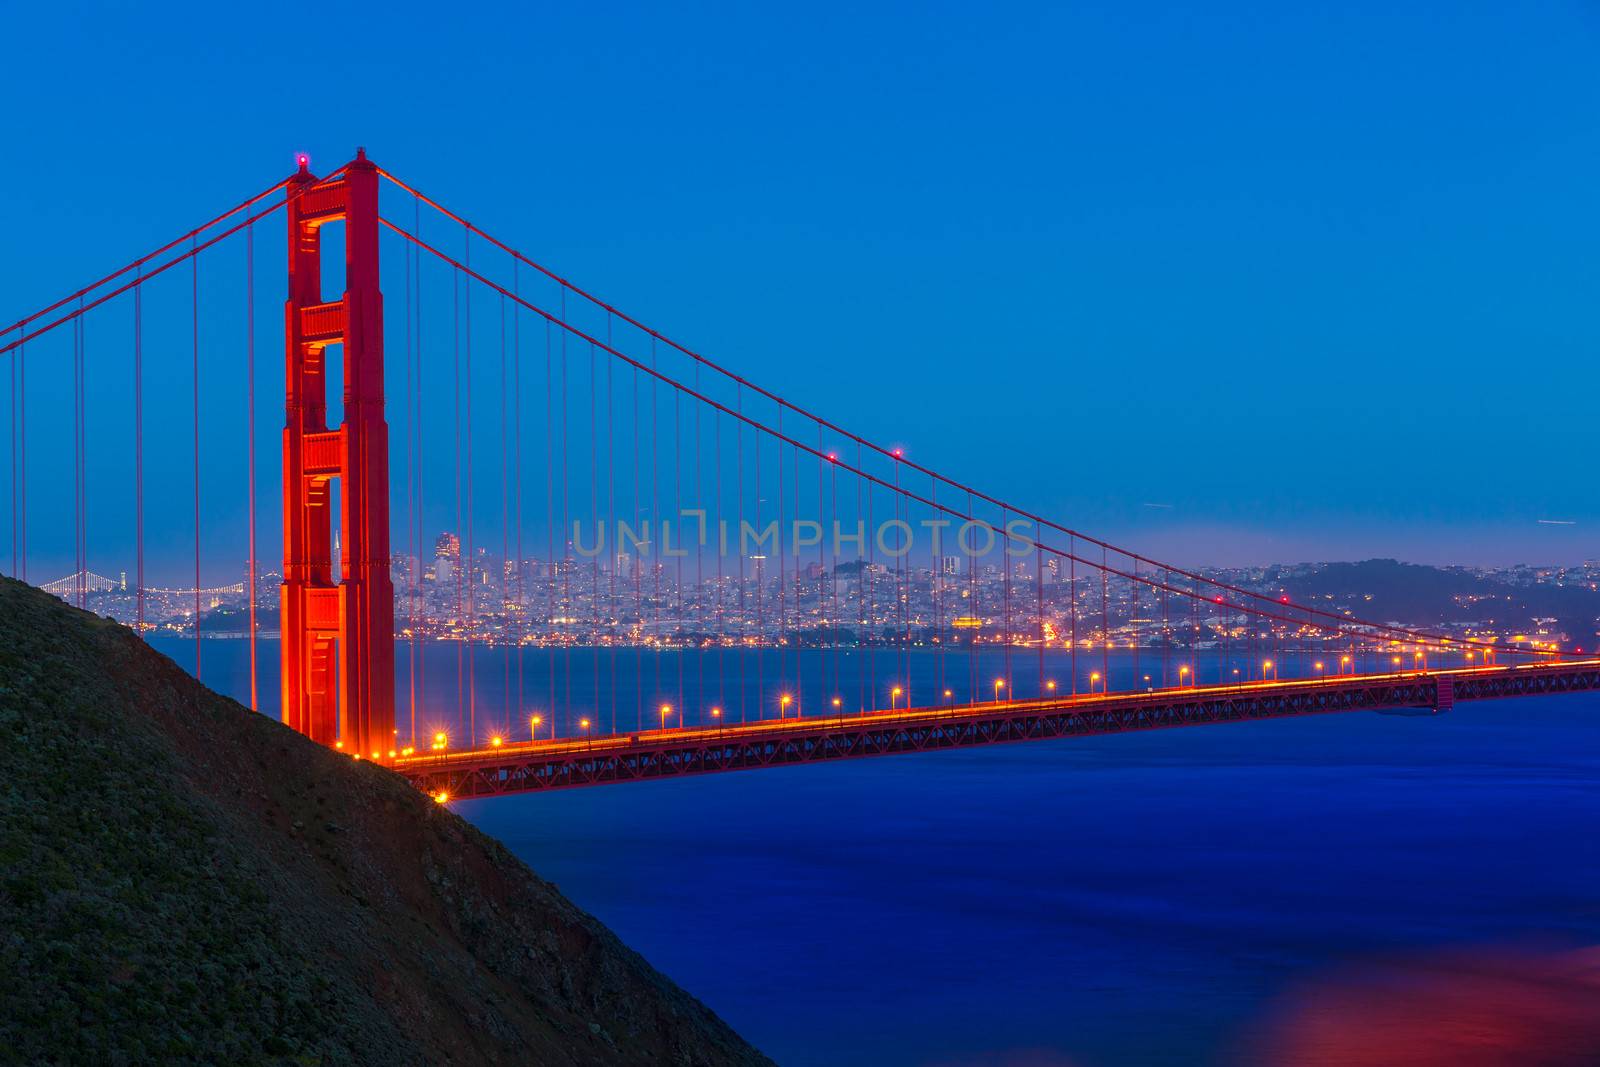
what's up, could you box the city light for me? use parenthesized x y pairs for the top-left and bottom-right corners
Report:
(490, 735), (503, 747)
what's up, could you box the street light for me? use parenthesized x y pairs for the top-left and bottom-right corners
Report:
(832, 696), (843, 714)
(490, 734), (504, 748)
(890, 686), (901, 711)
(1089, 671), (1101, 694)
(531, 714), (543, 742)
(993, 678), (1006, 702)
(1340, 654), (1352, 675)
(1262, 659), (1276, 681)
(1314, 661), (1325, 678)
(780, 693), (793, 718)
(1045, 679), (1057, 695)
(660, 703), (673, 731)
(711, 706), (722, 737)
(579, 717), (592, 750)
(1179, 664), (1191, 687)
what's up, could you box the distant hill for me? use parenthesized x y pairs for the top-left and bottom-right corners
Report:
(0, 577), (771, 1066)
(1259, 559), (1600, 646)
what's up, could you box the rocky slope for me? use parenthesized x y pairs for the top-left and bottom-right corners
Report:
(0, 576), (772, 1066)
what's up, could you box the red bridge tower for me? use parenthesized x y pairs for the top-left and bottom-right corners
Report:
(280, 151), (395, 758)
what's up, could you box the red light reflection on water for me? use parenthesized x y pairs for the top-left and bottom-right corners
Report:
(1239, 944), (1600, 1066)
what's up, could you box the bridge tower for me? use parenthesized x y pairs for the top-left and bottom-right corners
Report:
(280, 150), (395, 758)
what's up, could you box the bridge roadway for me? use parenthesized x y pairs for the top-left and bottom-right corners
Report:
(396, 658), (1600, 800)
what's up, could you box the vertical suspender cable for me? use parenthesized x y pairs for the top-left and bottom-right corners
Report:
(413, 194), (424, 747)
(633, 358), (643, 732)
(465, 234), (476, 745)
(544, 317), (556, 730)
(1070, 536), (1077, 694)
(776, 408), (785, 711)
(192, 242), (202, 679)
(454, 268), (463, 730)
(1036, 543), (1044, 695)
(560, 294), (570, 730)
(8, 328), (14, 577)
(15, 338), (21, 581)
(606, 322), (616, 734)
(514, 261), (523, 729)
(8, 329), (14, 579)
(403, 202), (415, 742)
(735, 386), (745, 724)
(246, 221), (258, 712)
(589, 342), (599, 730)
(649, 336), (659, 713)
(500, 295), (509, 736)
(73, 309), (82, 606)
(133, 277), (142, 631)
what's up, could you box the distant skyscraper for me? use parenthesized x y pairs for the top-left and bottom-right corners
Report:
(435, 532), (461, 584)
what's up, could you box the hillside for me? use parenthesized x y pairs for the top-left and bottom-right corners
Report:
(1260, 559), (1600, 645)
(0, 577), (772, 1066)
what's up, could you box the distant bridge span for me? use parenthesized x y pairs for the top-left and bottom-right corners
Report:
(397, 659), (1600, 800)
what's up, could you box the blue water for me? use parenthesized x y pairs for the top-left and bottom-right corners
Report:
(152, 639), (1600, 1065)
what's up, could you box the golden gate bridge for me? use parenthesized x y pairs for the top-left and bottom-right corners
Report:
(2, 150), (1595, 802)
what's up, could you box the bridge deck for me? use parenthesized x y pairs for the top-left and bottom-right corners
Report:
(395, 660), (1600, 800)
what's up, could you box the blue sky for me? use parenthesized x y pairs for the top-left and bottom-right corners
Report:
(2, 1), (1597, 572)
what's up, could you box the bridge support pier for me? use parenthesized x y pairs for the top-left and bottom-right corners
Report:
(280, 151), (395, 759)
